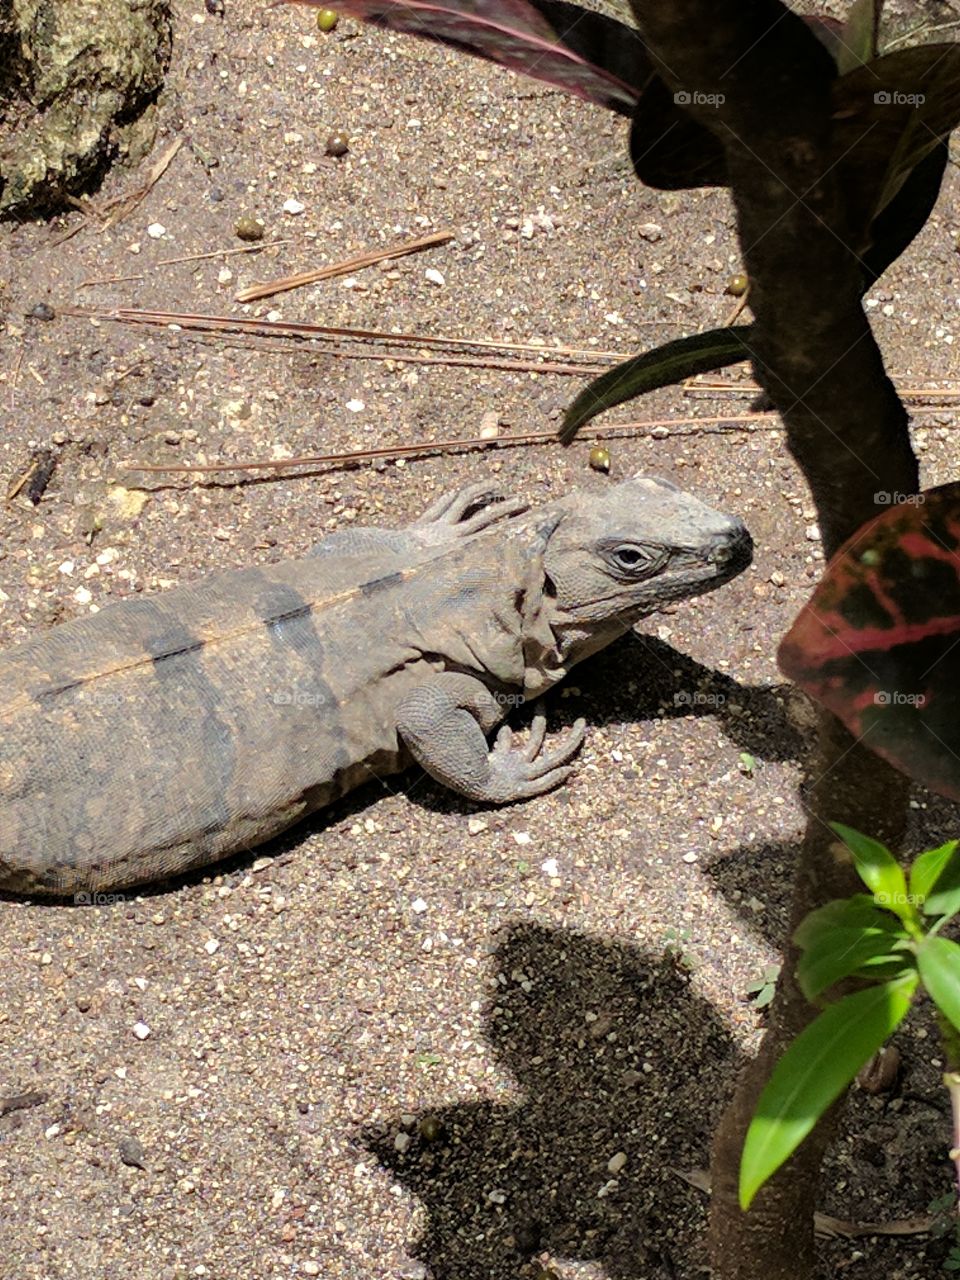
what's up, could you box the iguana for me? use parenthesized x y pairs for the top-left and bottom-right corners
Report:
(0, 475), (751, 897)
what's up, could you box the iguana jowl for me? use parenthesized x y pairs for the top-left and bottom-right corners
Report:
(0, 475), (751, 896)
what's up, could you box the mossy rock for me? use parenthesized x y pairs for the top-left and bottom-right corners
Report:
(0, 0), (173, 219)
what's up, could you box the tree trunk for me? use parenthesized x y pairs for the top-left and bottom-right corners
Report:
(625, 2), (921, 1274)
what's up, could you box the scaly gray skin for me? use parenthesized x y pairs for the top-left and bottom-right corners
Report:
(0, 475), (751, 897)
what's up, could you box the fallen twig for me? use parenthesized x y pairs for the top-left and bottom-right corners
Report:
(235, 230), (456, 302)
(61, 304), (634, 362)
(121, 411), (780, 477)
(102, 138), (184, 229)
(79, 239), (292, 289)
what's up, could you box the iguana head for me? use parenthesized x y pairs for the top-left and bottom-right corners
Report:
(526, 474), (752, 677)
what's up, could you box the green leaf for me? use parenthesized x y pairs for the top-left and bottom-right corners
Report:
(919, 844), (960, 921)
(794, 895), (903, 949)
(832, 45), (960, 240)
(909, 840), (959, 903)
(558, 325), (754, 442)
(796, 927), (909, 1000)
(916, 935), (960, 1033)
(739, 975), (917, 1209)
(834, 0), (880, 73)
(830, 824), (910, 919)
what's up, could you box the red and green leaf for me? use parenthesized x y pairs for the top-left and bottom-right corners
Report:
(280, 0), (645, 114)
(778, 484), (960, 802)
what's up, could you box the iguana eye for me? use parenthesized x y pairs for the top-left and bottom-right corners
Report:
(604, 543), (663, 576)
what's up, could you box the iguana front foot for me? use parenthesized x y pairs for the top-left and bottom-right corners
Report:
(396, 673), (586, 804)
(413, 482), (528, 542)
(486, 709), (587, 800)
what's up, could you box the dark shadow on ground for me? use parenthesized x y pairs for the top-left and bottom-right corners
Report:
(364, 922), (737, 1280)
(360, 916), (956, 1280)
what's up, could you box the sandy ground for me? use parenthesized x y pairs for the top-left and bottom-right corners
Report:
(1, 2), (959, 1277)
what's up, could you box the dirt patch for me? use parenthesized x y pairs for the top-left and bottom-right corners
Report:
(0, 2), (958, 1277)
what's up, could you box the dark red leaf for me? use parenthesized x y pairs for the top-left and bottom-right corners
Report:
(778, 484), (960, 801)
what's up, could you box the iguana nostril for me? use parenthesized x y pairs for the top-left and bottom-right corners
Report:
(711, 522), (753, 569)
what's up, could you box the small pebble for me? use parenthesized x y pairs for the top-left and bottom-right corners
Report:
(235, 216), (265, 242)
(132, 1021), (151, 1040)
(607, 1150), (628, 1175)
(425, 268), (445, 287)
(639, 222), (662, 242)
(394, 1132), (412, 1153)
(147, 223), (166, 239)
(119, 1136), (146, 1169)
(419, 1115), (443, 1142)
(325, 131), (349, 157)
(283, 198), (305, 215)
(411, 897), (428, 915)
(302, 1264), (321, 1277)
(26, 302), (55, 322)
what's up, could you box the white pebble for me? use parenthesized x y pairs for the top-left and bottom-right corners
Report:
(283, 198), (305, 215)
(467, 817), (488, 835)
(394, 1132), (412, 1153)
(805, 524), (821, 542)
(425, 268), (445, 287)
(346, 399), (365, 413)
(147, 223), (166, 239)
(132, 1021), (151, 1040)
(411, 897), (428, 915)
(607, 1151), (628, 1175)
(512, 832), (532, 846)
(541, 857), (559, 877)
(682, 851), (699, 864)
(204, 939), (220, 955)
